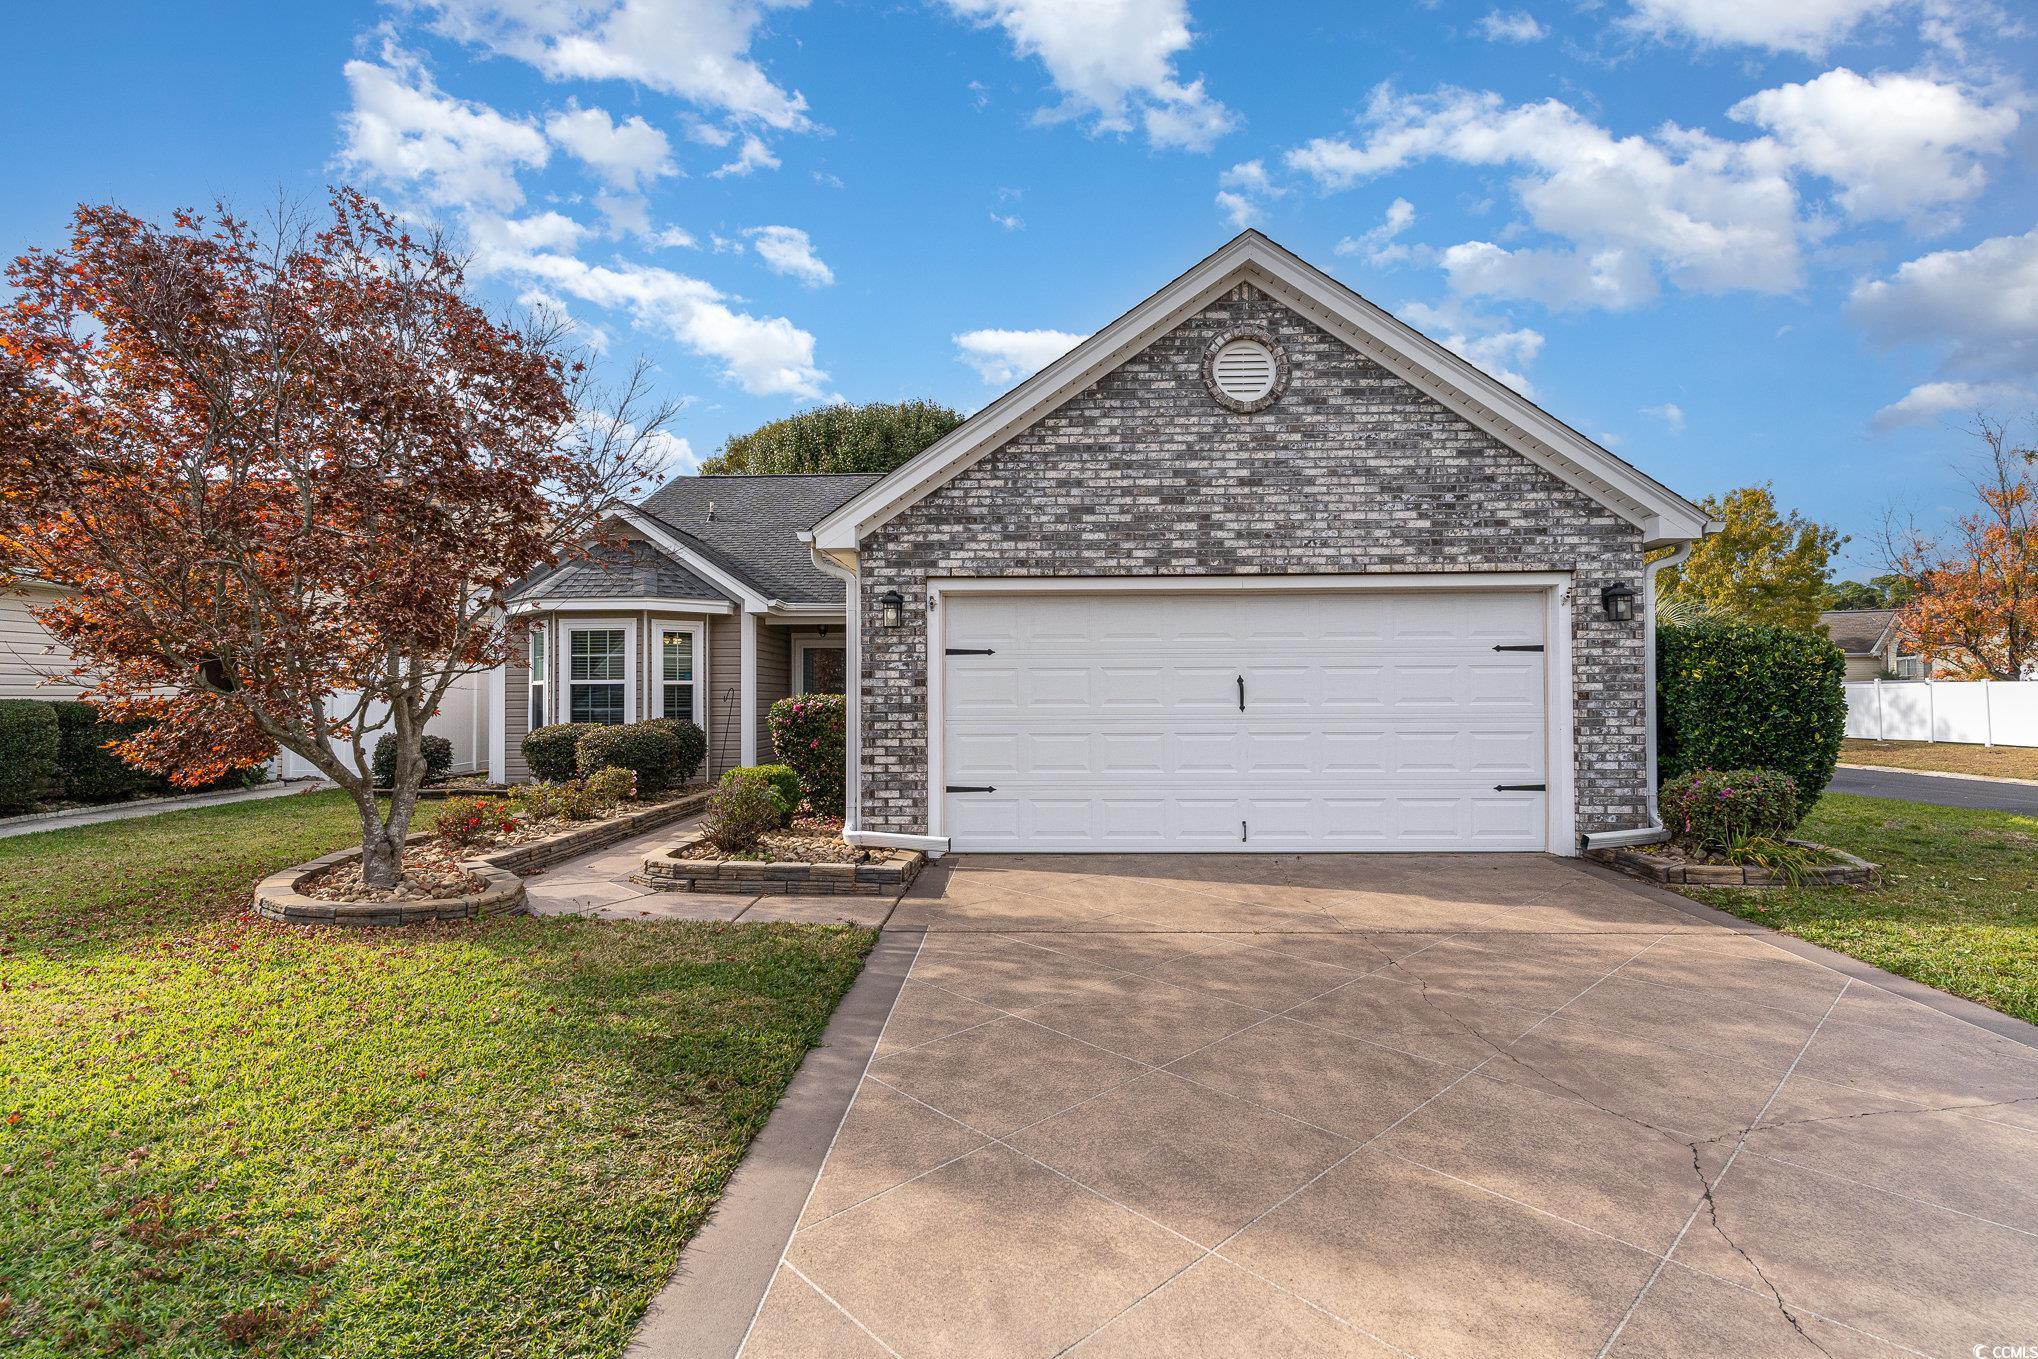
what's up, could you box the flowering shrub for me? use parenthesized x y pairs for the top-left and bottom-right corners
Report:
(1661, 768), (1799, 854)
(767, 693), (845, 817)
(431, 795), (520, 849)
(706, 769), (782, 852)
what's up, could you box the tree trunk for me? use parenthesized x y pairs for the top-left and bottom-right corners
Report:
(357, 795), (404, 890)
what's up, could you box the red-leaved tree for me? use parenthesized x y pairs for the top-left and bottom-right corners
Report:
(1882, 415), (2038, 680)
(0, 192), (669, 886)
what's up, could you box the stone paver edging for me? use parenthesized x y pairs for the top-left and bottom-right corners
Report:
(255, 789), (710, 927)
(636, 832), (923, 896)
(1591, 840), (1876, 887)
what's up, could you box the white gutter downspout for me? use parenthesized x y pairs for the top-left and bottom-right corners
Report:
(1579, 538), (1698, 852)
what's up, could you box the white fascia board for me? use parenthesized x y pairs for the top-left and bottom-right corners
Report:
(509, 596), (734, 615)
(612, 507), (771, 612)
(765, 600), (845, 618)
(810, 231), (1709, 552)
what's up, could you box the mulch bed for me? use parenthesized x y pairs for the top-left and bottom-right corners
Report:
(299, 839), (486, 902)
(673, 816), (867, 864)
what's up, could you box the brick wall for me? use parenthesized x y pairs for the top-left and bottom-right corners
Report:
(855, 282), (1650, 841)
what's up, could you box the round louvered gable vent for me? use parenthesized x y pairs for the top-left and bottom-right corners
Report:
(1212, 338), (1277, 403)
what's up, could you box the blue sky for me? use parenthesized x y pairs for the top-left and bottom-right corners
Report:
(5, 1), (2035, 578)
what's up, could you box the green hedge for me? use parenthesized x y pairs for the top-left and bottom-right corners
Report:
(372, 733), (455, 788)
(639, 717), (707, 784)
(1658, 621), (1847, 817)
(0, 699), (61, 812)
(52, 700), (155, 804)
(522, 722), (596, 783)
(576, 723), (685, 797)
(729, 763), (801, 825)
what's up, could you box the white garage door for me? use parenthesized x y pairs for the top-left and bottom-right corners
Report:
(938, 588), (1553, 852)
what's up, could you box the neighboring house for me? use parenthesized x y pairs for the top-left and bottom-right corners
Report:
(0, 575), (84, 699)
(1820, 608), (1924, 680)
(493, 473), (878, 783)
(804, 231), (1710, 856)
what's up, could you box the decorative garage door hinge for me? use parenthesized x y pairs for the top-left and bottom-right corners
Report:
(1492, 643), (1544, 652)
(945, 647), (995, 655)
(946, 785), (996, 793)
(1493, 783), (1547, 792)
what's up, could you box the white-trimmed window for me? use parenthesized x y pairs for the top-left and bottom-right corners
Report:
(654, 620), (705, 725)
(563, 621), (634, 725)
(792, 636), (845, 695)
(527, 626), (548, 729)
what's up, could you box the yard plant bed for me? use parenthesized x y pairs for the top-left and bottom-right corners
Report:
(1593, 839), (1875, 887)
(253, 788), (710, 927)
(1840, 738), (2038, 781)
(0, 790), (875, 1357)
(640, 829), (923, 896)
(1675, 792), (2038, 1025)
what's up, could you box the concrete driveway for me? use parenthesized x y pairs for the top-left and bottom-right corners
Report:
(737, 854), (2038, 1359)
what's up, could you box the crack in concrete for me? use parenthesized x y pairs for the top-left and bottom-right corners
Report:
(1689, 1141), (1834, 1358)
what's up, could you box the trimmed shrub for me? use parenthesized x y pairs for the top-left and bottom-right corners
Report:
(1662, 769), (1800, 854)
(0, 699), (60, 812)
(51, 701), (155, 804)
(431, 795), (519, 849)
(576, 722), (684, 797)
(728, 763), (801, 825)
(1658, 620), (1847, 816)
(522, 722), (595, 783)
(371, 733), (455, 788)
(582, 765), (637, 807)
(706, 769), (781, 853)
(639, 717), (707, 784)
(768, 693), (846, 818)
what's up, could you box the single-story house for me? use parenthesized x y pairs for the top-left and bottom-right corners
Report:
(1820, 608), (1924, 680)
(503, 231), (1710, 855)
(495, 473), (879, 782)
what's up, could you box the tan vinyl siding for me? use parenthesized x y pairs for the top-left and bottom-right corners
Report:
(705, 614), (743, 777)
(755, 623), (793, 764)
(0, 585), (83, 699)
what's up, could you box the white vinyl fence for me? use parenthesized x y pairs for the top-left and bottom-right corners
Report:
(273, 669), (491, 781)
(1844, 679), (2038, 747)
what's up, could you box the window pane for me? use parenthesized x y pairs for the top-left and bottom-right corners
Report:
(529, 629), (546, 681)
(529, 687), (544, 729)
(663, 683), (693, 719)
(801, 646), (845, 695)
(662, 632), (693, 684)
(570, 629), (625, 682)
(570, 683), (625, 725)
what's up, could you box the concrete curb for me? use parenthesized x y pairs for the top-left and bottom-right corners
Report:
(1572, 859), (2038, 1050)
(1836, 761), (2038, 788)
(625, 927), (923, 1359)
(0, 778), (326, 840)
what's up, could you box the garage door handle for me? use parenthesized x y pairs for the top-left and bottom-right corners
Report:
(1237, 674), (1245, 711)
(946, 785), (996, 793)
(946, 647), (995, 656)
(1493, 783), (1546, 792)
(1493, 644), (1544, 652)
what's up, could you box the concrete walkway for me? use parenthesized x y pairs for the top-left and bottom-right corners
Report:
(0, 778), (329, 840)
(522, 817), (894, 928)
(1830, 764), (2038, 815)
(734, 853), (2038, 1359)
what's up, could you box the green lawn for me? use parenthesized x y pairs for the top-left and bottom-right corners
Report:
(0, 791), (873, 1357)
(1680, 793), (2038, 1025)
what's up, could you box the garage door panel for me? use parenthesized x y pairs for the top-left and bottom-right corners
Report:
(941, 588), (1552, 853)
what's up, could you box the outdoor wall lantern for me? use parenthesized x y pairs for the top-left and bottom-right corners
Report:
(1601, 582), (1638, 623)
(880, 589), (905, 627)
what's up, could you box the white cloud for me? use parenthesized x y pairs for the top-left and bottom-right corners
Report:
(953, 327), (1088, 384)
(1398, 300), (1544, 396)
(1872, 380), (2036, 430)
(1286, 84), (1800, 309)
(712, 133), (780, 177)
(339, 45), (549, 209)
(643, 429), (700, 477)
(940, 0), (1236, 151)
(1642, 401), (1687, 432)
(544, 103), (677, 190)
(1335, 197), (1417, 265)
(469, 210), (591, 254)
(1850, 226), (2038, 377)
(989, 210), (1025, 230)
(1475, 10), (1548, 41)
(1620, 0), (1907, 54)
(1215, 159), (1281, 228)
(1730, 69), (2020, 225)
(410, 0), (811, 128)
(472, 240), (827, 398)
(744, 225), (833, 286)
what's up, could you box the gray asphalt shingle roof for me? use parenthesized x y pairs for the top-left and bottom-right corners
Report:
(638, 473), (885, 605)
(516, 539), (730, 603)
(1821, 609), (1895, 654)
